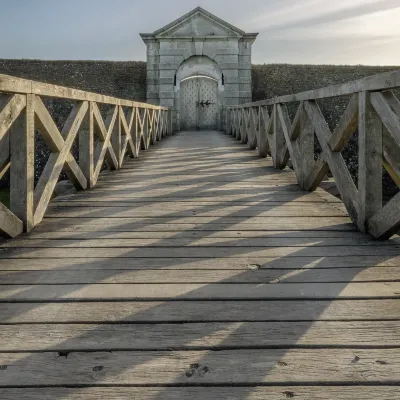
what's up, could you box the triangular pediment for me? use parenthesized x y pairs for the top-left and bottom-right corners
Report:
(153, 7), (244, 38)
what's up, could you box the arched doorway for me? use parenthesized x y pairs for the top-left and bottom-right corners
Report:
(174, 56), (224, 131)
(180, 76), (218, 130)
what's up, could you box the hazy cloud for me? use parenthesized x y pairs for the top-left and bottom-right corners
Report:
(0, 0), (399, 65)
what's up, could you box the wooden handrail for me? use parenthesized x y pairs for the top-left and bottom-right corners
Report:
(224, 69), (400, 240)
(0, 74), (174, 237)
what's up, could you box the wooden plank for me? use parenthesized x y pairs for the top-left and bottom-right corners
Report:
(383, 127), (400, 187)
(1, 282), (400, 300)
(31, 221), (358, 233)
(4, 237), (395, 249)
(24, 229), (393, 240)
(368, 193), (400, 240)
(304, 100), (360, 225)
(0, 94), (26, 141)
(358, 92), (383, 232)
(1, 267), (400, 284)
(0, 255), (399, 271)
(44, 205), (348, 218)
(56, 193), (343, 203)
(235, 69), (400, 107)
(79, 102), (95, 187)
(0, 255), (400, 271)
(0, 348), (398, 385)
(2, 321), (400, 351)
(0, 73), (168, 109)
(371, 91), (400, 146)
(33, 101), (88, 226)
(0, 387), (398, 400)
(2, 245), (398, 259)
(39, 215), (354, 227)
(9, 94), (34, 232)
(277, 103), (302, 182)
(329, 94), (359, 152)
(0, 202), (23, 238)
(1, 300), (399, 323)
(257, 106), (270, 157)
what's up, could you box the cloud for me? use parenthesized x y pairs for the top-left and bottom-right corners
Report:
(252, 0), (400, 32)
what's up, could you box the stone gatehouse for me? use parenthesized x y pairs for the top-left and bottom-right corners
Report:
(140, 7), (258, 131)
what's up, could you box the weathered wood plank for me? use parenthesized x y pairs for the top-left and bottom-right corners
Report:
(4, 237), (395, 249)
(1, 245), (398, 259)
(371, 91), (400, 146)
(9, 94), (34, 232)
(328, 94), (359, 151)
(236, 69), (400, 107)
(2, 321), (400, 351)
(0, 387), (398, 400)
(1, 282), (400, 300)
(0, 348), (398, 385)
(44, 205), (348, 218)
(1, 267), (400, 284)
(1, 300), (399, 323)
(0, 203), (23, 238)
(304, 100), (360, 224)
(0, 255), (399, 271)
(0, 94), (26, 140)
(39, 216), (354, 228)
(33, 101), (88, 226)
(25, 230), (369, 240)
(368, 193), (400, 240)
(358, 91), (382, 232)
(0, 73), (168, 109)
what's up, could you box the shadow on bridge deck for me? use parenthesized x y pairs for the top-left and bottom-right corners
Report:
(0, 131), (399, 399)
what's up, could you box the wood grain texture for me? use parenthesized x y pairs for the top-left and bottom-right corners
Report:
(0, 130), (399, 396)
(0, 267), (399, 284)
(0, 255), (399, 271)
(1, 282), (400, 300)
(1, 321), (400, 351)
(1, 387), (399, 400)
(1, 300), (399, 323)
(0, 348), (398, 386)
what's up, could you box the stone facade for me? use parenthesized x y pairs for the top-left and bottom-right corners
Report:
(140, 7), (258, 130)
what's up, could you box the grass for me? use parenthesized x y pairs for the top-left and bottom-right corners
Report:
(0, 188), (10, 208)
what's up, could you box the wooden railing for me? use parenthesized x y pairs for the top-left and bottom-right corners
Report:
(0, 74), (173, 237)
(224, 70), (400, 240)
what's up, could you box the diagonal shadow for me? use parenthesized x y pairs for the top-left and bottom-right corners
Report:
(0, 131), (399, 398)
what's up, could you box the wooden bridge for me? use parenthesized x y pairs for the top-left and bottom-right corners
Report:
(0, 71), (400, 398)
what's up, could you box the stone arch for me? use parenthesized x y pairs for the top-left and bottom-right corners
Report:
(175, 55), (224, 91)
(174, 55), (225, 130)
(180, 46), (218, 65)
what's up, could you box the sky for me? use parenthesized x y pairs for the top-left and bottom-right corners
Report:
(0, 0), (400, 65)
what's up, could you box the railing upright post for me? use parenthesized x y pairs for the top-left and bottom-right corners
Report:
(10, 93), (35, 232)
(358, 91), (383, 233)
(167, 109), (173, 136)
(299, 102), (314, 189)
(241, 109), (248, 144)
(258, 106), (269, 158)
(79, 102), (95, 188)
(111, 105), (122, 168)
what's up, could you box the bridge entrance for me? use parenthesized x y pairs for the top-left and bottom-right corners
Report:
(180, 76), (218, 130)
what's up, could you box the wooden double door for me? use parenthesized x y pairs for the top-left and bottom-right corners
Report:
(180, 77), (218, 130)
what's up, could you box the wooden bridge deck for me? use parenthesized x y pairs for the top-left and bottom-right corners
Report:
(1, 130), (400, 398)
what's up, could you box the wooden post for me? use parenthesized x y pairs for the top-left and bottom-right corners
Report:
(358, 91), (383, 232)
(10, 93), (34, 232)
(167, 109), (173, 136)
(258, 106), (269, 158)
(241, 109), (248, 144)
(110, 106), (122, 168)
(79, 101), (95, 188)
(272, 103), (280, 168)
(299, 102), (314, 189)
